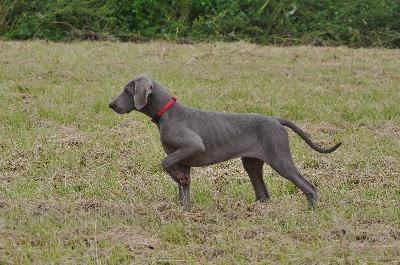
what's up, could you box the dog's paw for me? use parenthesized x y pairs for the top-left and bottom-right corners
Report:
(177, 173), (191, 186)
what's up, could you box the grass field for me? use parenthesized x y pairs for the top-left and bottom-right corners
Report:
(0, 41), (399, 264)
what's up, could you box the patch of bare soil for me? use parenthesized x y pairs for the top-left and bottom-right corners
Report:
(0, 199), (166, 260)
(46, 123), (91, 148)
(109, 118), (147, 137)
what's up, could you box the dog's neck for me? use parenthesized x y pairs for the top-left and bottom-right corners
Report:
(138, 82), (179, 121)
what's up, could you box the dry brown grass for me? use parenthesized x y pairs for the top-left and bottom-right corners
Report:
(0, 40), (399, 264)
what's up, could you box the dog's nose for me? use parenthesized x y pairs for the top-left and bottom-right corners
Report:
(109, 102), (114, 109)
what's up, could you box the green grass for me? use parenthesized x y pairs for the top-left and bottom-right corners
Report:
(0, 41), (399, 264)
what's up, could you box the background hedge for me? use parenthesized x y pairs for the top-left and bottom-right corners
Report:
(1, 0), (399, 47)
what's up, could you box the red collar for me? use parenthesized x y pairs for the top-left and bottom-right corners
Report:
(151, 97), (177, 123)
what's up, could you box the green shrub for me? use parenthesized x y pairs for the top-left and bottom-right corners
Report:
(1, 0), (399, 47)
(1, 0), (116, 40)
(288, 0), (400, 47)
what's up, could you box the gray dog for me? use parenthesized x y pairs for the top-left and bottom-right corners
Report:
(109, 74), (341, 210)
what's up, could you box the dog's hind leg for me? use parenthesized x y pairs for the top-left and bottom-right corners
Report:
(269, 156), (318, 210)
(241, 157), (270, 202)
(260, 126), (318, 209)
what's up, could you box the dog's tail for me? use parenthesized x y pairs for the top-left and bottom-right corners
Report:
(277, 118), (342, 153)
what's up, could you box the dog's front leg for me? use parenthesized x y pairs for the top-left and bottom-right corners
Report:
(161, 145), (204, 210)
(176, 164), (192, 210)
(163, 163), (192, 210)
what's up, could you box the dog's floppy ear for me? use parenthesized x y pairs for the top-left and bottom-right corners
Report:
(133, 75), (152, 110)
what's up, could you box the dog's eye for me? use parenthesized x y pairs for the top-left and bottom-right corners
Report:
(124, 89), (129, 94)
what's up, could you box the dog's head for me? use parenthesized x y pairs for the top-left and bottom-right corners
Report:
(109, 75), (153, 114)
